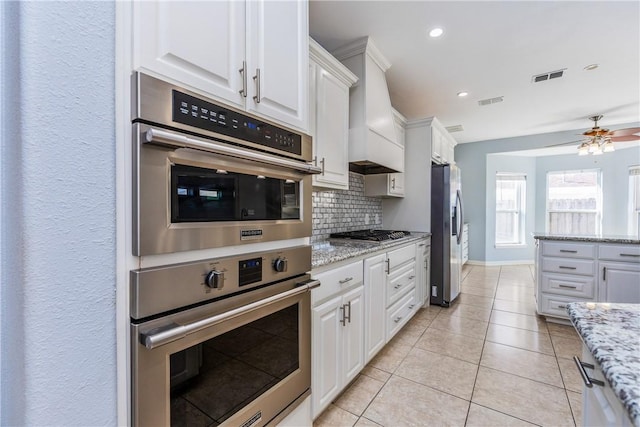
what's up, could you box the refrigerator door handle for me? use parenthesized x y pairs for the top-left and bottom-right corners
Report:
(456, 190), (464, 245)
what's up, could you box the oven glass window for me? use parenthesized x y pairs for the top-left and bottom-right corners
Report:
(169, 304), (299, 426)
(171, 165), (300, 222)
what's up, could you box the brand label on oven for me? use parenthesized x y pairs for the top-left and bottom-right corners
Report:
(240, 411), (262, 427)
(241, 229), (263, 240)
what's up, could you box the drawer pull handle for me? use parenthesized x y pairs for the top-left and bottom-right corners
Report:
(339, 277), (353, 284)
(558, 305), (567, 309)
(345, 301), (352, 324)
(560, 249), (578, 253)
(418, 243), (425, 247)
(340, 305), (346, 326)
(394, 284), (402, 289)
(409, 304), (415, 309)
(620, 253), (640, 257)
(394, 316), (402, 323)
(573, 356), (604, 388)
(558, 284), (577, 289)
(408, 275), (415, 280)
(559, 266), (577, 270)
(386, 258), (391, 274)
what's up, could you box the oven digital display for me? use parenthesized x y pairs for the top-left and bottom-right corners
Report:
(172, 90), (302, 156)
(239, 257), (262, 286)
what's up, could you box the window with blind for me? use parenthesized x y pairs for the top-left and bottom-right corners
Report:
(495, 173), (526, 245)
(629, 166), (640, 236)
(546, 169), (602, 235)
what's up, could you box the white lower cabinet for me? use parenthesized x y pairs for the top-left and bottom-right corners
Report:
(311, 261), (364, 419)
(579, 345), (633, 427)
(536, 239), (640, 320)
(415, 238), (431, 307)
(364, 253), (386, 363)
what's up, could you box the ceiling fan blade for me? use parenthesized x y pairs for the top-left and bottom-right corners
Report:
(609, 135), (640, 142)
(610, 127), (640, 137)
(545, 139), (585, 148)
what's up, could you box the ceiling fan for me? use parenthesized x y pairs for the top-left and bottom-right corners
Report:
(548, 115), (640, 155)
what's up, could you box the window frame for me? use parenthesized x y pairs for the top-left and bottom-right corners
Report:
(545, 169), (603, 235)
(495, 173), (527, 247)
(628, 165), (640, 236)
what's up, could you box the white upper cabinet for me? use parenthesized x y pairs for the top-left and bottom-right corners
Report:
(309, 38), (357, 190)
(132, 0), (308, 131)
(430, 118), (457, 164)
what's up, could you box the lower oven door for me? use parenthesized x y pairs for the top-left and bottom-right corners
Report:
(131, 279), (315, 427)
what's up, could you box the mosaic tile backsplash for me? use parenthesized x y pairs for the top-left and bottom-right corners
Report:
(312, 172), (383, 242)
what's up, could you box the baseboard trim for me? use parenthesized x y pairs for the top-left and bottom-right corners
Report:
(466, 259), (534, 266)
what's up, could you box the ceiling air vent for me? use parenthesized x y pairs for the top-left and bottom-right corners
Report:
(445, 125), (464, 133)
(478, 96), (504, 106)
(532, 69), (566, 83)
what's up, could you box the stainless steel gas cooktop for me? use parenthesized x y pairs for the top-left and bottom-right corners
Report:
(329, 229), (411, 242)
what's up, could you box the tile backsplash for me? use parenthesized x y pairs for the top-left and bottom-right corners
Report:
(312, 172), (383, 242)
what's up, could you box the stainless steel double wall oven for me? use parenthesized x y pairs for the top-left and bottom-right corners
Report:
(130, 73), (320, 426)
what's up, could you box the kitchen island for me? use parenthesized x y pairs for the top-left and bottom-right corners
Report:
(567, 302), (640, 427)
(534, 233), (640, 321)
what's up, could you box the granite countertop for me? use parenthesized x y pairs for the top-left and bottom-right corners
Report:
(533, 232), (640, 244)
(566, 302), (640, 426)
(312, 232), (431, 269)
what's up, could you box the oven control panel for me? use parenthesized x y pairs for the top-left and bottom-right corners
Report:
(172, 90), (302, 156)
(130, 245), (312, 320)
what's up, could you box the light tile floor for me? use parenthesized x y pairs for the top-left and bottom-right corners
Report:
(314, 264), (584, 427)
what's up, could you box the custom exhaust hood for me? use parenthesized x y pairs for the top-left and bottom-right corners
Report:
(332, 37), (404, 174)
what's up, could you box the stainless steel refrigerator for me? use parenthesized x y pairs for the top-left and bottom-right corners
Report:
(430, 163), (464, 307)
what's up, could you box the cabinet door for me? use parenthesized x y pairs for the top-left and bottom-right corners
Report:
(133, 1), (246, 108)
(364, 254), (387, 362)
(424, 247), (431, 306)
(246, 0), (308, 130)
(313, 64), (350, 189)
(311, 295), (342, 418)
(342, 286), (365, 385)
(388, 172), (405, 196)
(431, 127), (443, 163)
(600, 262), (640, 303)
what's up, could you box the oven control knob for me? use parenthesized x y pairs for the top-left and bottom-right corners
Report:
(205, 270), (224, 289)
(273, 258), (288, 273)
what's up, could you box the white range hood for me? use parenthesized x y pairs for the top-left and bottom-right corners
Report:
(333, 37), (404, 174)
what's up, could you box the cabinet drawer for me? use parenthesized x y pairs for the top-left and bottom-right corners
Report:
(386, 288), (417, 342)
(388, 244), (416, 271)
(538, 293), (592, 319)
(387, 262), (416, 306)
(312, 260), (364, 305)
(541, 273), (595, 298)
(599, 244), (640, 263)
(542, 257), (595, 276)
(541, 241), (595, 259)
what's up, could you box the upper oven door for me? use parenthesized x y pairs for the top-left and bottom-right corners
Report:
(133, 123), (314, 256)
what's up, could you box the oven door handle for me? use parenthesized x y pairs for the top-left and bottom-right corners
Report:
(140, 279), (320, 350)
(143, 126), (322, 175)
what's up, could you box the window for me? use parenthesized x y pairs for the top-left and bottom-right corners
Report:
(629, 166), (640, 236)
(546, 169), (602, 235)
(495, 173), (526, 245)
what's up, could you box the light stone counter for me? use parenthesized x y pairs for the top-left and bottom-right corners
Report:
(533, 233), (640, 245)
(567, 302), (640, 426)
(312, 232), (430, 269)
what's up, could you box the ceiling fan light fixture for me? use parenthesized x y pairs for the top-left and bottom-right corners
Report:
(603, 140), (615, 152)
(578, 143), (589, 156)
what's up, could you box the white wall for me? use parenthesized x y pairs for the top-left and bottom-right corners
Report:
(1, 2), (117, 424)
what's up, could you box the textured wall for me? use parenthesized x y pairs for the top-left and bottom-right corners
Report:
(312, 172), (383, 242)
(1, 2), (117, 425)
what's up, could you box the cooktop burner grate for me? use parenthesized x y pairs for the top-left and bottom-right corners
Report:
(329, 229), (411, 242)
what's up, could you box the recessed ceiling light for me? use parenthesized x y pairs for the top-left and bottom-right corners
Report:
(584, 64), (599, 71)
(457, 91), (468, 97)
(429, 28), (444, 38)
